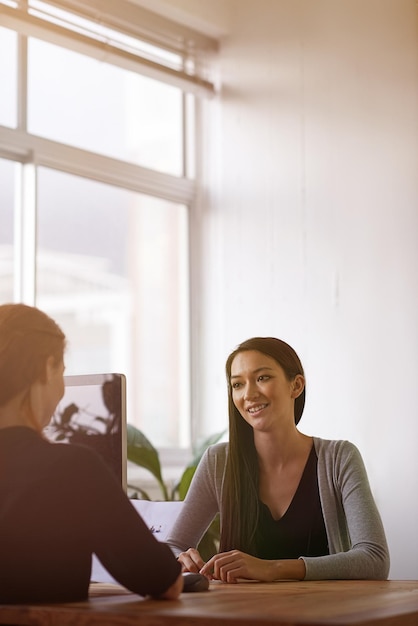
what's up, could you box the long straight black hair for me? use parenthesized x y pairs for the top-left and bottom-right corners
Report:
(219, 337), (305, 554)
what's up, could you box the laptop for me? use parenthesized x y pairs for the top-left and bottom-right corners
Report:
(44, 373), (127, 492)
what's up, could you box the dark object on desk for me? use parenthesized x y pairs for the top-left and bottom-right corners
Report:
(182, 573), (209, 592)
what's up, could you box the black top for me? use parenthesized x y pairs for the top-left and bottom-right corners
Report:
(255, 445), (329, 559)
(0, 426), (181, 604)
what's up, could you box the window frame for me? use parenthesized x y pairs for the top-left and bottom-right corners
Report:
(0, 0), (216, 466)
(0, 0), (216, 96)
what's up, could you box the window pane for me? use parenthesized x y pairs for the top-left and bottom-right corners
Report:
(0, 158), (15, 303)
(0, 26), (17, 128)
(36, 167), (190, 448)
(28, 38), (184, 176)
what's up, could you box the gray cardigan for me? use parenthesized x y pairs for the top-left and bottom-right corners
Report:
(166, 438), (390, 580)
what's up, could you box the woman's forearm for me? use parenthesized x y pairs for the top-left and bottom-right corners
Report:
(200, 551), (306, 583)
(268, 558), (306, 581)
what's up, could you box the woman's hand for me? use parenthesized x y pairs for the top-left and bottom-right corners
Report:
(200, 550), (271, 582)
(177, 548), (206, 573)
(200, 550), (306, 583)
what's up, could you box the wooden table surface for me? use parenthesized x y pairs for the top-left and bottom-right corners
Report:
(0, 579), (417, 626)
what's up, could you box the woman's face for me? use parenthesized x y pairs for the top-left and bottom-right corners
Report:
(230, 350), (303, 432)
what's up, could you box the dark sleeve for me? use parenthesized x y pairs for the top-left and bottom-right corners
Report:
(62, 445), (181, 598)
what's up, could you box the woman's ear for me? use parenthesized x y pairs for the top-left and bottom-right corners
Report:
(291, 375), (305, 399)
(44, 355), (56, 384)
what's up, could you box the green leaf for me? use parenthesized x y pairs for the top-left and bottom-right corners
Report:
(176, 466), (196, 501)
(197, 514), (220, 561)
(170, 429), (226, 500)
(126, 423), (223, 547)
(126, 423), (155, 451)
(126, 424), (163, 485)
(127, 485), (152, 500)
(126, 424), (225, 504)
(189, 429), (227, 468)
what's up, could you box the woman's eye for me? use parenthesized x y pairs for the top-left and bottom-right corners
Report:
(258, 375), (270, 382)
(232, 382), (242, 389)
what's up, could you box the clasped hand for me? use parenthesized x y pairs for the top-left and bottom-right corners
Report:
(178, 548), (274, 583)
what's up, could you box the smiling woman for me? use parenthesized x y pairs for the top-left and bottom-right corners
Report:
(166, 336), (390, 584)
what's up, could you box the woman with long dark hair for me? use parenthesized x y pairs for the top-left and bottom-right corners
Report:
(167, 337), (389, 582)
(0, 303), (182, 603)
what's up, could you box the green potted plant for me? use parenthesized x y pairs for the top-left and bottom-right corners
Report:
(126, 424), (225, 560)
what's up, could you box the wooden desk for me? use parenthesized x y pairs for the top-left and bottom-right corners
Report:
(0, 580), (417, 626)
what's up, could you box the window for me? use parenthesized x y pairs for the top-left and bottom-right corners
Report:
(0, 0), (216, 450)
(0, 26), (17, 128)
(36, 167), (189, 447)
(0, 159), (15, 302)
(28, 38), (184, 175)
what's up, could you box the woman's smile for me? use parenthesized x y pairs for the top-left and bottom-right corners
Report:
(247, 403), (269, 415)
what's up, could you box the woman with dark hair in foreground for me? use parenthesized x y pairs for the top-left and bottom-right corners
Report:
(167, 336), (389, 582)
(0, 303), (182, 603)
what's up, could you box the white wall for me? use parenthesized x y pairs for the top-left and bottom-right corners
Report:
(144, 0), (418, 579)
(194, 0), (418, 580)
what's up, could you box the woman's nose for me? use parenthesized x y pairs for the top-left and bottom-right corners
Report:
(244, 382), (259, 400)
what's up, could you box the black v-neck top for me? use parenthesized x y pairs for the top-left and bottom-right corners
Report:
(254, 445), (329, 559)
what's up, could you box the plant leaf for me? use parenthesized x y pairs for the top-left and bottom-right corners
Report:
(61, 403), (79, 425)
(127, 485), (151, 500)
(171, 429), (227, 499)
(126, 423), (155, 451)
(176, 466), (196, 501)
(126, 423), (163, 485)
(189, 429), (227, 468)
(197, 514), (220, 561)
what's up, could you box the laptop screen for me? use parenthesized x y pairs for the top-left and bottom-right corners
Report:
(44, 373), (127, 491)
